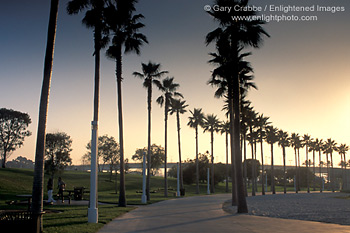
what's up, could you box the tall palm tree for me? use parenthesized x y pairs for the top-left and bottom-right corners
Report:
(308, 139), (317, 191)
(67, 0), (110, 222)
(105, 0), (147, 207)
(240, 101), (252, 197)
(133, 62), (168, 201)
(206, 0), (269, 213)
(337, 143), (349, 189)
(265, 125), (278, 194)
(278, 130), (290, 194)
(157, 77), (183, 197)
(187, 108), (205, 194)
(31, 1), (59, 231)
(246, 108), (258, 196)
(203, 114), (221, 193)
(220, 120), (230, 193)
(255, 114), (270, 195)
(324, 138), (337, 192)
(314, 138), (324, 192)
(169, 99), (188, 194)
(302, 134), (312, 193)
(290, 133), (301, 192)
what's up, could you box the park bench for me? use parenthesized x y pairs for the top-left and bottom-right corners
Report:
(0, 210), (43, 233)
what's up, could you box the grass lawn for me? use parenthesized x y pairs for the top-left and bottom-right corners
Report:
(0, 168), (319, 232)
(0, 168), (227, 233)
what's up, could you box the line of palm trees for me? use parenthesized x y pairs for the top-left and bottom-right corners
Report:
(240, 103), (350, 195)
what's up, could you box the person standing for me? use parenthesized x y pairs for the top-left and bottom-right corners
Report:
(47, 178), (55, 204)
(57, 177), (66, 203)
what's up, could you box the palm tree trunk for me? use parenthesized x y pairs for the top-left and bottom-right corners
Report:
(344, 154), (347, 190)
(319, 151), (322, 192)
(260, 136), (265, 195)
(176, 112), (183, 191)
(229, 96), (237, 206)
(306, 146), (309, 193)
(146, 82), (152, 201)
(283, 146), (286, 194)
(31, 1), (58, 232)
(326, 153), (330, 184)
(250, 132), (255, 197)
(271, 143), (275, 194)
(225, 131), (229, 193)
(297, 149), (301, 191)
(233, 70), (248, 213)
(313, 151), (316, 191)
(294, 148), (298, 193)
(210, 131), (215, 193)
(116, 45), (126, 207)
(164, 104), (168, 197)
(195, 126), (200, 194)
(243, 133), (247, 196)
(331, 152), (334, 192)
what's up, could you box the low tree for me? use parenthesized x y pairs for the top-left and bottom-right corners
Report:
(0, 108), (32, 168)
(6, 156), (35, 169)
(132, 144), (165, 175)
(99, 135), (120, 181)
(44, 132), (72, 179)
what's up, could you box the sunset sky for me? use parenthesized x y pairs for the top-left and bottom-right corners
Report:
(1, 0), (349, 169)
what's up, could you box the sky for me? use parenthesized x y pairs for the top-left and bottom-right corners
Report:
(1, 0), (349, 169)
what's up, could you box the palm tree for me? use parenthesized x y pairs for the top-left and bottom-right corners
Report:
(246, 108), (258, 196)
(169, 99), (188, 194)
(220, 120), (230, 193)
(105, 0), (147, 207)
(324, 138), (337, 192)
(265, 125), (278, 194)
(314, 138), (324, 192)
(255, 114), (270, 195)
(302, 134), (312, 193)
(133, 62), (168, 201)
(31, 1), (59, 231)
(67, 0), (110, 222)
(308, 139), (317, 191)
(187, 108), (205, 194)
(206, 0), (269, 213)
(290, 133), (301, 192)
(203, 114), (221, 193)
(338, 144), (349, 189)
(157, 77), (183, 197)
(278, 130), (290, 194)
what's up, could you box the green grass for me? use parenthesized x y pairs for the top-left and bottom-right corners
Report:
(0, 168), (228, 233)
(1, 168), (316, 233)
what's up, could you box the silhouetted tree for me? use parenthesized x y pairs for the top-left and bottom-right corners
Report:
(157, 77), (182, 197)
(187, 108), (205, 194)
(206, 0), (269, 213)
(202, 114), (220, 193)
(133, 62), (167, 201)
(45, 132), (72, 178)
(0, 108), (32, 168)
(105, 0), (147, 206)
(169, 99), (188, 194)
(31, 1), (59, 231)
(278, 130), (290, 194)
(132, 144), (165, 175)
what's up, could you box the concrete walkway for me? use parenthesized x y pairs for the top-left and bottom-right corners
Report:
(98, 194), (350, 233)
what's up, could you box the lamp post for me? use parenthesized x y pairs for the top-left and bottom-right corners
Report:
(88, 121), (98, 223)
(141, 152), (147, 203)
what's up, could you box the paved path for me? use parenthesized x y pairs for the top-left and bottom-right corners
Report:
(98, 194), (350, 233)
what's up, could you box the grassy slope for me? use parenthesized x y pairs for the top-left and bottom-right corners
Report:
(0, 168), (303, 232)
(0, 168), (227, 233)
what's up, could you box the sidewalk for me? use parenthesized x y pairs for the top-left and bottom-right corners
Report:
(97, 194), (350, 233)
